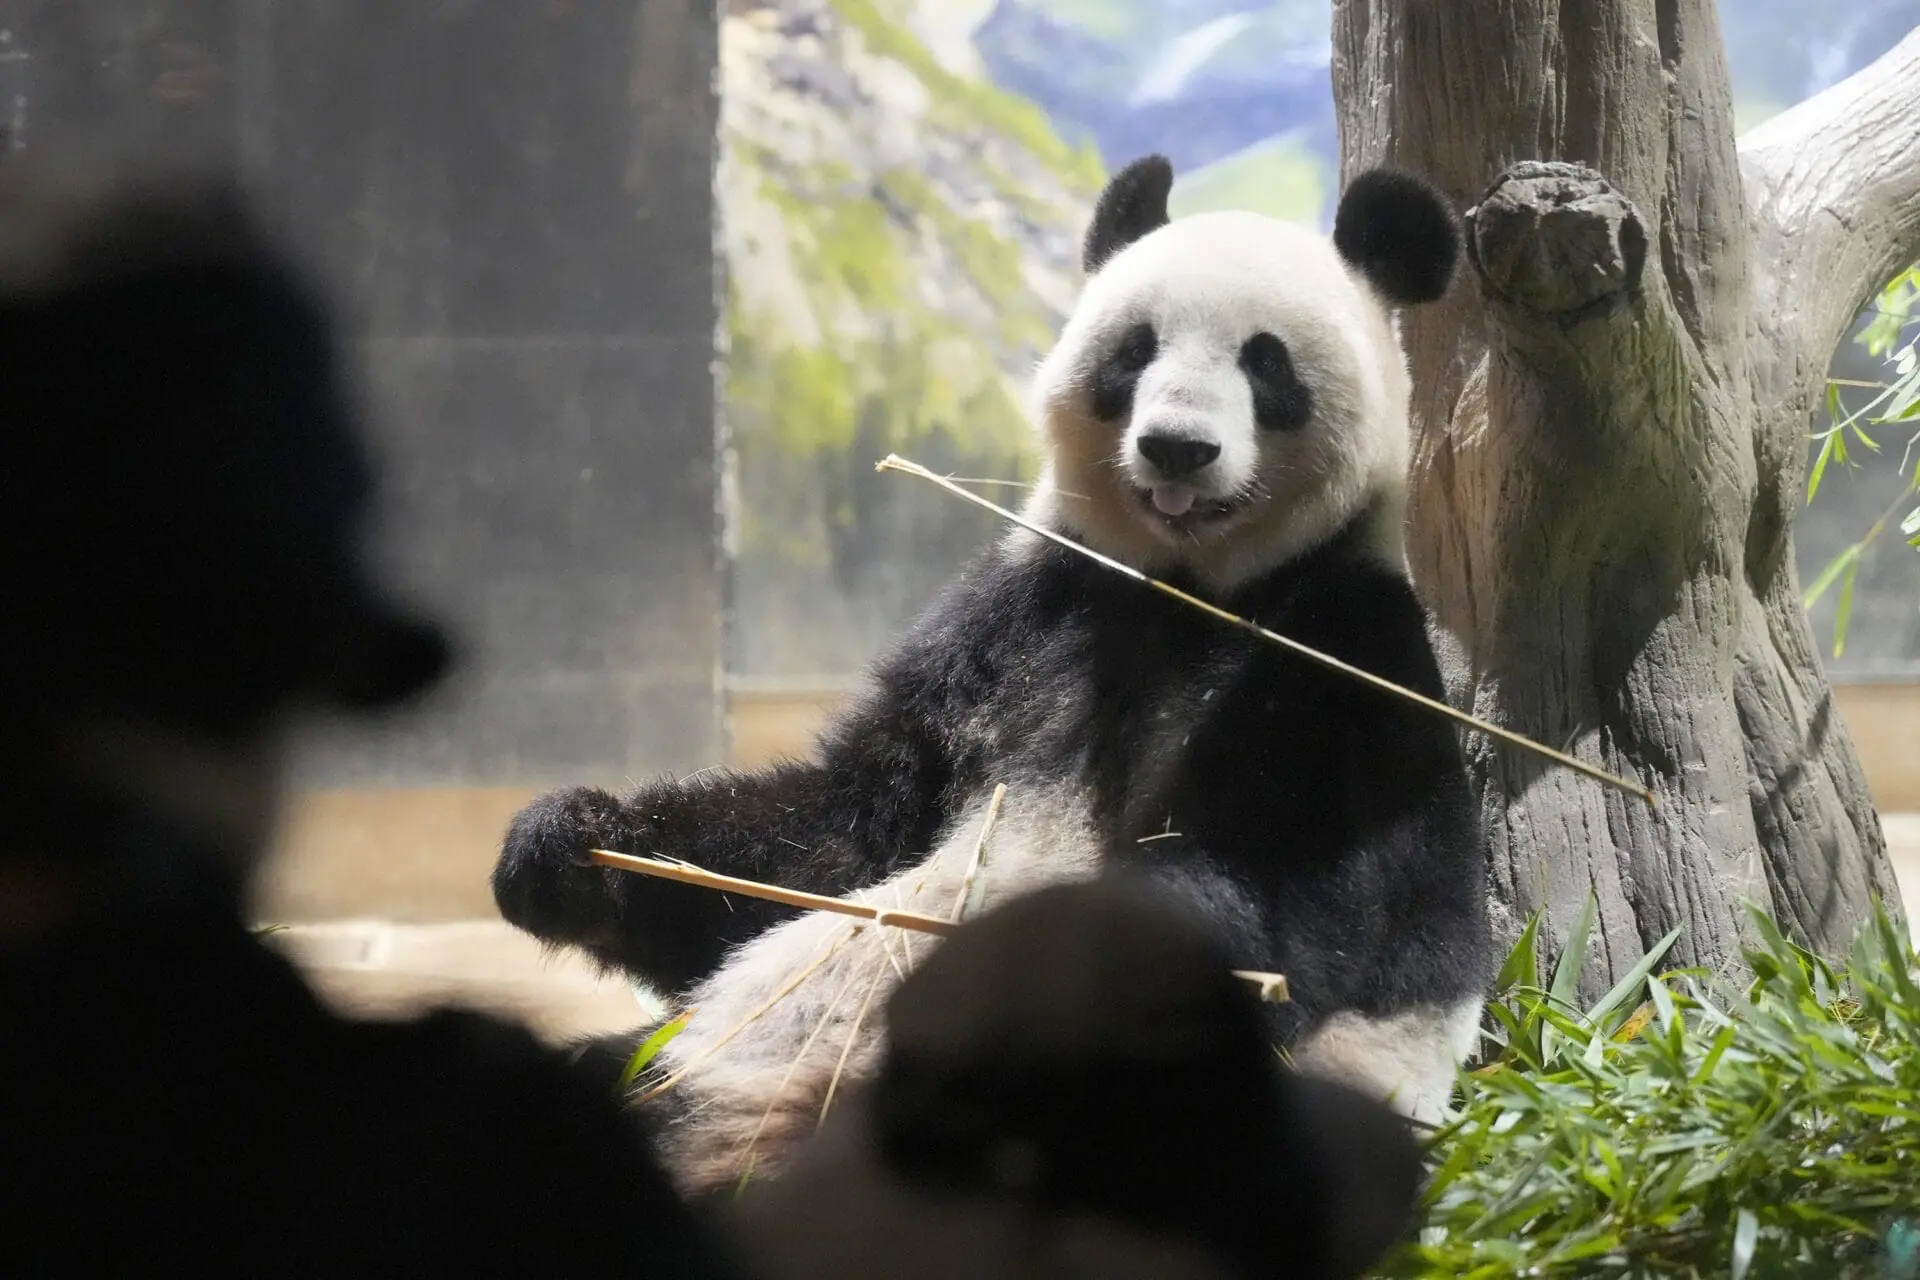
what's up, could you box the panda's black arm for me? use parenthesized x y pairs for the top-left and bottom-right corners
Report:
(1297, 568), (1493, 1008)
(491, 662), (970, 995)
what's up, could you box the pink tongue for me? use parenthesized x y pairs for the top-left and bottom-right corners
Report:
(1152, 485), (1196, 517)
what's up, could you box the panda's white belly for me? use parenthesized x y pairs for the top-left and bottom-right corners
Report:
(645, 780), (1106, 1196)
(637, 779), (1483, 1194)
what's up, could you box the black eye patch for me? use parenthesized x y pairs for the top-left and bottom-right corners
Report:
(1238, 331), (1311, 431)
(1089, 322), (1156, 422)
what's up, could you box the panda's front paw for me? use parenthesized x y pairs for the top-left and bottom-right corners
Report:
(492, 786), (634, 948)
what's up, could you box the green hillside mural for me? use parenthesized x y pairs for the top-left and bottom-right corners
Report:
(1166, 134), (1329, 223)
(721, 0), (1101, 675)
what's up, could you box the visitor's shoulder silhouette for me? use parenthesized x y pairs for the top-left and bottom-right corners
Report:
(0, 157), (746, 1276)
(731, 876), (1426, 1280)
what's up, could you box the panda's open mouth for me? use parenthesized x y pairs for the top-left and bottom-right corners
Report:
(1132, 484), (1241, 526)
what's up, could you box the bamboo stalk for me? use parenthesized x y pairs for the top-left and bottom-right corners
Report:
(874, 453), (1658, 807)
(630, 925), (858, 1105)
(587, 848), (1290, 1003)
(591, 849), (962, 936)
(817, 952), (890, 1128)
(951, 782), (1006, 924)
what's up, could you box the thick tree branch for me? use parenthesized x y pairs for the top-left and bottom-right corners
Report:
(1469, 163), (1650, 318)
(1740, 26), (1920, 372)
(1461, 162), (1723, 530)
(1331, 0), (1904, 997)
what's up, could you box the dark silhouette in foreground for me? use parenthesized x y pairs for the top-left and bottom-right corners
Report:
(730, 878), (1427, 1280)
(0, 160), (744, 1276)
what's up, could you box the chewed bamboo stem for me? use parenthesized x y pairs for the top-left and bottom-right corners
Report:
(586, 848), (1291, 1003)
(951, 782), (1005, 924)
(874, 453), (1658, 808)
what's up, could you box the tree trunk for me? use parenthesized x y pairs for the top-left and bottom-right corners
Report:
(1331, 2), (1920, 997)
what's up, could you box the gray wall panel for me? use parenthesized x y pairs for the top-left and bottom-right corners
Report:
(0, 0), (723, 788)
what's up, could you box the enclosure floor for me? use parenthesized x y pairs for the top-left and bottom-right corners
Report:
(265, 815), (1920, 1048)
(266, 919), (649, 1045)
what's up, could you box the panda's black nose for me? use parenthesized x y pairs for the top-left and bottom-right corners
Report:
(1137, 434), (1221, 479)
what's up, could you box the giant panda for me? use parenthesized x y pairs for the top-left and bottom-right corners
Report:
(492, 153), (1494, 1198)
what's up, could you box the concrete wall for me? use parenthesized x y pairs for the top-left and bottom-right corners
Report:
(1, 0), (726, 794)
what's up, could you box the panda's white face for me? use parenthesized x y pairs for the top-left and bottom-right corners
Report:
(1025, 161), (1460, 595)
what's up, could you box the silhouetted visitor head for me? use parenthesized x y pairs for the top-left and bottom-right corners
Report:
(0, 159), (447, 872)
(732, 876), (1426, 1280)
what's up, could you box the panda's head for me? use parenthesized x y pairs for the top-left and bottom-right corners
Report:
(1028, 155), (1461, 592)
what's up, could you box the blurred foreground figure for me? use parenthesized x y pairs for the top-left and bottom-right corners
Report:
(0, 161), (744, 1276)
(730, 878), (1427, 1280)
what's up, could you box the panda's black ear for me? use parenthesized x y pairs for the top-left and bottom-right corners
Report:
(1333, 168), (1461, 306)
(1082, 155), (1173, 275)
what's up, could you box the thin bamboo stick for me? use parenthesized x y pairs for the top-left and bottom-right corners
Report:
(587, 848), (1291, 1003)
(874, 453), (1658, 807)
(951, 783), (1006, 924)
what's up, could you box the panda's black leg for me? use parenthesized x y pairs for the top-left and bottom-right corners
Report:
(1122, 852), (1317, 1046)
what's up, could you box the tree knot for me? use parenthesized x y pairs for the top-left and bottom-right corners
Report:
(1465, 162), (1648, 316)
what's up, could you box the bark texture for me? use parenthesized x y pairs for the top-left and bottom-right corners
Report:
(1332, 3), (1920, 995)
